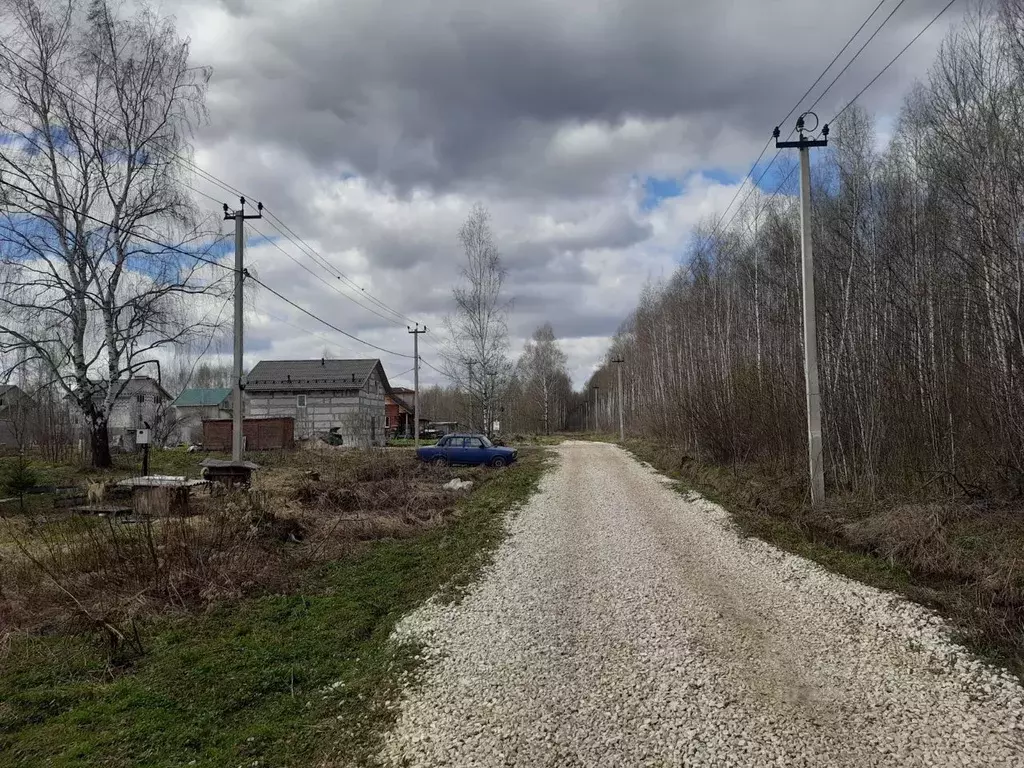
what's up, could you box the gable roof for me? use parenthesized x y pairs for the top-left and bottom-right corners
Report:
(172, 388), (232, 408)
(98, 377), (172, 401)
(246, 359), (393, 394)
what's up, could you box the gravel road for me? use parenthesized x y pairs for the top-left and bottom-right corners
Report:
(380, 441), (1024, 767)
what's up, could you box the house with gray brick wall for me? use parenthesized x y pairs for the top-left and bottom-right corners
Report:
(244, 358), (392, 447)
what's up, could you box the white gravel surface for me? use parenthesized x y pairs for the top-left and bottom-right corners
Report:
(379, 441), (1024, 767)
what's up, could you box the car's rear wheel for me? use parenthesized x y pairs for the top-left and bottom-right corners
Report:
(431, 456), (448, 467)
(490, 456), (507, 468)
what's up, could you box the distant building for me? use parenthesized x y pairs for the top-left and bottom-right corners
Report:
(71, 376), (172, 449)
(0, 385), (35, 448)
(172, 387), (232, 444)
(384, 387), (430, 437)
(244, 359), (392, 447)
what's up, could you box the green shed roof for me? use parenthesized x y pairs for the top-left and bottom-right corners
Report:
(172, 388), (232, 408)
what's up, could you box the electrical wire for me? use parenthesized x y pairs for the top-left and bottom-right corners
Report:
(0, 177), (414, 360)
(262, 211), (419, 327)
(705, 0), (889, 242)
(247, 221), (406, 327)
(0, 34), (429, 332)
(829, 0), (959, 124)
(803, 0), (911, 115)
(0, 38), (257, 205)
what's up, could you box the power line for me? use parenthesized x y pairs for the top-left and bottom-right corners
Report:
(830, 0), (959, 124)
(0, 177), (414, 360)
(0, 178), (232, 272)
(804, 0), (910, 115)
(0, 37), (257, 205)
(247, 220), (405, 327)
(0, 32), (428, 334)
(248, 277), (413, 358)
(262, 210), (418, 327)
(419, 356), (446, 376)
(708, 0), (947, 246)
(705, 0), (889, 242)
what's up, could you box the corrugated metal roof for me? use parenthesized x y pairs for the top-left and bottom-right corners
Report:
(246, 359), (389, 393)
(172, 388), (232, 408)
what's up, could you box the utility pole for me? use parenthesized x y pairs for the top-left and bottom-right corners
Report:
(611, 358), (625, 442)
(467, 360), (475, 432)
(592, 384), (600, 434)
(485, 370), (499, 438)
(408, 324), (427, 447)
(774, 114), (828, 506)
(223, 197), (262, 463)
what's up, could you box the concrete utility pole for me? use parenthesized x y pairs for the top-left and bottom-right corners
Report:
(774, 114), (828, 506)
(485, 369), (498, 438)
(611, 358), (625, 442)
(408, 324), (427, 447)
(467, 360), (476, 432)
(223, 198), (262, 462)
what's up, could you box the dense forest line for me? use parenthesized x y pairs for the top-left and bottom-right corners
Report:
(588, 3), (1024, 496)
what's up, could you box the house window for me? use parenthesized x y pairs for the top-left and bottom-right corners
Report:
(136, 394), (146, 404)
(296, 394), (307, 408)
(385, 415), (390, 428)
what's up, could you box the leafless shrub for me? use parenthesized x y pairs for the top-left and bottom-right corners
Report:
(0, 449), (490, 655)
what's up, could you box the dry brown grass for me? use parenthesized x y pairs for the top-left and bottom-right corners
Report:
(0, 449), (488, 656)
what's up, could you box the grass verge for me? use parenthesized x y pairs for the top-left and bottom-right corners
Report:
(625, 440), (1024, 679)
(0, 448), (550, 767)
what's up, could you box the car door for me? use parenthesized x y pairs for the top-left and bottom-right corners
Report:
(438, 436), (462, 464)
(436, 435), (454, 462)
(463, 436), (486, 464)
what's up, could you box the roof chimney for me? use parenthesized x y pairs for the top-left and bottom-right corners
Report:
(321, 357), (325, 366)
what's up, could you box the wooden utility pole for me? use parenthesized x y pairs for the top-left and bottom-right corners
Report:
(774, 114), (828, 506)
(223, 198), (262, 462)
(408, 324), (427, 447)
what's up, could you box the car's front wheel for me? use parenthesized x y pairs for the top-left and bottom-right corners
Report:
(490, 456), (507, 468)
(431, 455), (448, 467)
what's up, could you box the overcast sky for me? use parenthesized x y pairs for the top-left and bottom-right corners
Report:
(163, 0), (958, 390)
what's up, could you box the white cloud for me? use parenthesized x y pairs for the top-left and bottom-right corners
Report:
(152, 0), (960, 388)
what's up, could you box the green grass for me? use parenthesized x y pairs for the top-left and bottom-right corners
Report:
(0, 449), (551, 767)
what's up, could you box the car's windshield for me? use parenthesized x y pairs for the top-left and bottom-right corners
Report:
(480, 436), (493, 448)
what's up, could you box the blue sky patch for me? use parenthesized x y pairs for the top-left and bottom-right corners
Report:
(640, 168), (744, 211)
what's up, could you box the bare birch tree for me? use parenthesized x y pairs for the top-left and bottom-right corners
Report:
(595, 2), (1024, 496)
(517, 323), (569, 434)
(0, 0), (224, 466)
(443, 204), (510, 432)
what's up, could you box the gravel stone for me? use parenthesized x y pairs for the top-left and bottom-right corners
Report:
(379, 441), (1024, 767)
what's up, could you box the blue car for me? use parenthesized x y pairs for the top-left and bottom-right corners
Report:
(417, 433), (517, 467)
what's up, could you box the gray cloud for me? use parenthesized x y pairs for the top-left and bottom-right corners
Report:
(166, 0), (963, 386)
(188, 0), (954, 196)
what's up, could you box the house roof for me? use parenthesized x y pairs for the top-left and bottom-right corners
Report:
(246, 359), (393, 394)
(172, 387), (232, 408)
(93, 376), (172, 401)
(391, 387), (415, 395)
